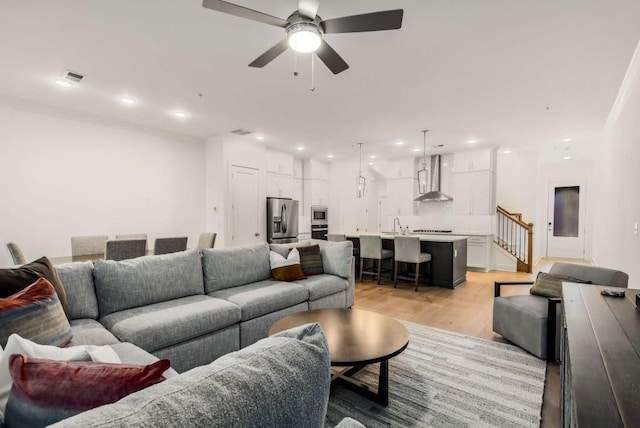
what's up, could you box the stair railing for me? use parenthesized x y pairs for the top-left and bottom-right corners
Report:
(495, 206), (534, 273)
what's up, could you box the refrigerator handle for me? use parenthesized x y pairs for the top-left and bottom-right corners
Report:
(282, 204), (287, 234)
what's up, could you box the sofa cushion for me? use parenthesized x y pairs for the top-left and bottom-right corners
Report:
(202, 243), (271, 293)
(209, 279), (309, 321)
(269, 248), (306, 281)
(55, 262), (99, 320)
(50, 323), (330, 428)
(319, 241), (353, 279)
(0, 257), (70, 319)
(493, 295), (549, 358)
(93, 250), (204, 316)
(67, 319), (120, 347)
(294, 274), (348, 300)
(99, 295), (241, 353)
(0, 278), (72, 349)
(5, 355), (169, 428)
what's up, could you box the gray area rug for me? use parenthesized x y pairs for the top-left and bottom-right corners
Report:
(325, 321), (546, 428)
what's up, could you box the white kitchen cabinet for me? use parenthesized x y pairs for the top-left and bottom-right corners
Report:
(266, 173), (293, 198)
(466, 235), (491, 271)
(293, 158), (303, 179)
(292, 177), (303, 206)
(386, 158), (415, 179)
(453, 149), (494, 173)
(303, 159), (329, 181)
(453, 171), (494, 215)
(266, 151), (294, 176)
(386, 177), (416, 216)
(303, 178), (329, 216)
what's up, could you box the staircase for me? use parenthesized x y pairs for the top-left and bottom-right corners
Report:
(495, 206), (534, 273)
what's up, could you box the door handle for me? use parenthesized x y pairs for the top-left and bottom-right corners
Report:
(282, 205), (287, 233)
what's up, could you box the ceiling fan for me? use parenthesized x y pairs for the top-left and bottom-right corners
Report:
(202, 0), (404, 74)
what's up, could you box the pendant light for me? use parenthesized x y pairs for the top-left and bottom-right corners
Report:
(356, 143), (366, 198)
(417, 130), (429, 194)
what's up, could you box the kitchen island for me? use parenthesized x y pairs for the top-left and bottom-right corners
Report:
(346, 233), (467, 288)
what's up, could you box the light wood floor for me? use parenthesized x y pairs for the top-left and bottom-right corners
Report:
(352, 258), (590, 428)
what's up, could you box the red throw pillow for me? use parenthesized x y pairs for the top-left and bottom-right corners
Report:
(4, 355), (170, 426)
(0, 277), (72, 348)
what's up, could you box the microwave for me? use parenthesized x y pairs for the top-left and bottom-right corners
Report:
(311, 205), (328, 225)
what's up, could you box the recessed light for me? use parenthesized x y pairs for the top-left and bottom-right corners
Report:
(503, 149), (512, 154)
(173, 111), (187, 118)
(369, 155), (376, 159)
(55, 79), (73, 88)
(563, 156), (572, 160)
(395, 141), (404, 146)
(256, 135), (265, 140)
(120, 97), (136, 105)
(368, 162), (374, 166)
(296, 146), (304, 151)
(413, 148), (421, 152)
(562, 138), (572, 142)
(468, 140), (477, 144)
(327, 154), (334, 159)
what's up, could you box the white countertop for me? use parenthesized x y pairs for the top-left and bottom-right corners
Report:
(346, 233), (468, 242)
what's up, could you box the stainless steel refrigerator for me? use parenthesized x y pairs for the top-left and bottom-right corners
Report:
(266, 197), (299, 244)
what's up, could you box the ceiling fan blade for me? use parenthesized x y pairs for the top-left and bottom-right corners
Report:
(202, 0), (288, 28)
(321, 9), (403, 34)
(248, 39), (289, 68)
(316, 40), (349, 75)
(298, 0), (320, 20)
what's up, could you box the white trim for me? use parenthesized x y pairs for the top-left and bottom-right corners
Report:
(603, 38), (640, 136)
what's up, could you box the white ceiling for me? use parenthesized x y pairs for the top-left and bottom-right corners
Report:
(1, 0), (639, 161)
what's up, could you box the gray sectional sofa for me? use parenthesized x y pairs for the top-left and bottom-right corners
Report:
(56, 240), (354, 373)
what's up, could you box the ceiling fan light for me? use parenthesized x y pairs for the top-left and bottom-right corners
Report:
(287, 25), (322, 53)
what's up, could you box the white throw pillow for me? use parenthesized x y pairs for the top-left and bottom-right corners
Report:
(0, 334), (121, 413)
(269, 247), (301, 268)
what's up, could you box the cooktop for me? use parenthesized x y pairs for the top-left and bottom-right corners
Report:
(413, 229), (453, 233)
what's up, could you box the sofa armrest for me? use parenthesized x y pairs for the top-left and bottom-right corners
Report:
(547, 297), (562, 362)
(494, 281), (534, 297)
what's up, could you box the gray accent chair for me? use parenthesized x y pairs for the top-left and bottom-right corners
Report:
(197, 232), (217, 249)
(359, 234), (393, 284)
(104, 239), (147, 261)
(154, 237), (188, 255)
(70, 235), (109, 257)
(6, 242), (26, 265)
(493, 262), (628, 361)
(393, 235), (431, 291)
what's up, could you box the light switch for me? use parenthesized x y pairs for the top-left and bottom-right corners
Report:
(634, 223), (638, 235)
(454, 249), (457, 257)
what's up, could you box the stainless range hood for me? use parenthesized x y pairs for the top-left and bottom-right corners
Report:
(414, 155), (453, 202)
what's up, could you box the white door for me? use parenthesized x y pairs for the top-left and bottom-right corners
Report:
(546, 182), (586, 258)
(230, 165), (261, 247)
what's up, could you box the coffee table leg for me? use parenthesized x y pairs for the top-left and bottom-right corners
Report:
(331, 361), (390, 407)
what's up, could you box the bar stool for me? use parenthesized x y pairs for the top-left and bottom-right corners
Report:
(359, 234), (393, 284)
(393, 235), (431, 291)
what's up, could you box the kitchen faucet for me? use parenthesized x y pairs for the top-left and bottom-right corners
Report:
(393, 217), (402, 234)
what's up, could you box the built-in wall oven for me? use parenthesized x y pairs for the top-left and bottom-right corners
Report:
(311, 205), (328, 240)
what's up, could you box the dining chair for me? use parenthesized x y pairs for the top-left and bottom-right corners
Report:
(493, 263), (628, 361)
(104, 239), (147, 261)
(359, 234), (393, 284)
(115, 233), (147, 240)
(71, 235), (109, 257)
(154, 237), (188, 255)
(6, 242), (26, 265)
(393, 236), (431, 291)
(197, 232), (217, 250)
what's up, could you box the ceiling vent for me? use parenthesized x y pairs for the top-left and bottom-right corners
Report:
(230, 128), (253, 135)
(64, 70), (85, 83)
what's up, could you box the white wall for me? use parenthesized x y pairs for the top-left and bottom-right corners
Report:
(0, 99), (205, 258)
(592, 39), (640, 286)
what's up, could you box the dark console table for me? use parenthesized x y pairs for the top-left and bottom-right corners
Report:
(561, 283), (640, 427)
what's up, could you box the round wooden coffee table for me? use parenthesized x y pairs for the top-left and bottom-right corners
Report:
(269, 308), (409, 406)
